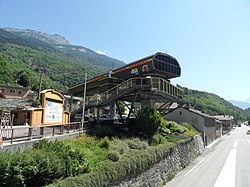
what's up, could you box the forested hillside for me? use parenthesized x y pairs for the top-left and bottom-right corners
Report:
(182, 88), (249, 122)
(0, 28), (125, 92)
(1, 27), (249, 123)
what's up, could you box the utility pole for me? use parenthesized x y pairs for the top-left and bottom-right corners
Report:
(81, 73), (87, 130)
(38, 67), (44, 101)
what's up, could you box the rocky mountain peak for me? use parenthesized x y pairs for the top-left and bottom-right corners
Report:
(3, 27), (70, 46)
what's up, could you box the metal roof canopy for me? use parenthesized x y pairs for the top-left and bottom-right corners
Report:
(68, 52), (181, 97)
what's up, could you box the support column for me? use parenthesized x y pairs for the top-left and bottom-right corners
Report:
(109, 102), (116, 118)
(69, 94), (73, 112)
(97, 107), (100, 124)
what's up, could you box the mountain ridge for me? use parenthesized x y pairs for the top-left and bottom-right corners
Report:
(0, 27), (125, 92)
(228, 100), (250, 110)
(3, 27), (70, 45)
(182, 88), (249, 122)
(2, 27), (125, 69)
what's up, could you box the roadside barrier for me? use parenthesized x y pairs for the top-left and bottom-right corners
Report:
(0, 122), (92, 145)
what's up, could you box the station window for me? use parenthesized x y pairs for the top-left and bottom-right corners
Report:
(10, 89), (16, 93)
(18, 90), (22, 95)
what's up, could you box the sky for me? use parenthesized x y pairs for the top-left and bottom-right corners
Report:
(0, 0), (250, 101)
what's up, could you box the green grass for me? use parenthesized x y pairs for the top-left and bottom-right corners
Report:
(63, 135), (109, 171)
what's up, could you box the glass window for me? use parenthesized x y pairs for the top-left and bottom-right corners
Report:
(10, 89), (16, 93)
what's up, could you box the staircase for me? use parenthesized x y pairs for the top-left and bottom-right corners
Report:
(85, 77), (182, 109)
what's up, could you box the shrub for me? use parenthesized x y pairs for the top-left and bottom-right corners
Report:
(33, 140), (88, 177)
(98, 136), (110, 149)
(0, 152), (11, 186)
(149, 133), (166, 146)
(1, 152), (37, 186)
(135, 106), (162, 137)
(125, 138), (148, 150)
(108, 150), (120, 162)
(165, 121), (189, 134)
(109, 138), (129, 154)
(73, 134), (97, 147)
(24, 149), (64, 186)
(165, 134), (178, 143)
(55, 142), (176, 187)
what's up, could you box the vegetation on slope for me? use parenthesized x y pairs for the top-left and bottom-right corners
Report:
(0, 28), (125, 92)
(0, 108), (199, 187)
(182, 88), (249, 122)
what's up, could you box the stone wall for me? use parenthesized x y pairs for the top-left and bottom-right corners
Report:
(111, 135), (204, 187)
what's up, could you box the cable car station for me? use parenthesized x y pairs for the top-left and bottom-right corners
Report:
(68, 52), (182, 124)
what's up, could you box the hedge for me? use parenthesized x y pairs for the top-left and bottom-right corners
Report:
(53, 142), (176, 187)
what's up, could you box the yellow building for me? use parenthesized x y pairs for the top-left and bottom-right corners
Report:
(29, 89), (70, 126)
(0, 89), (70, 126)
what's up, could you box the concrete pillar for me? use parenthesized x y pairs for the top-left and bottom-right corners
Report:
(97, 107), (100, 124)
(69, 94), (73, 112)
(110, 102), (116, 118)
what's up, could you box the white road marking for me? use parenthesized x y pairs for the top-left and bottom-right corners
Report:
(215, 142), (222, 150)
(213, 139), (237, 187)
(184, 152), (212, 177)
(233, 138), (238, 149)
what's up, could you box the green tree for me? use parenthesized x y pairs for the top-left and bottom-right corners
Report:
(135, 106), (163, 137)
(17, 70), (31, 87)
(0, 53), (13, 84)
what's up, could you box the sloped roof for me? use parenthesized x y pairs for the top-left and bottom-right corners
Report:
(0, 98), (36, 111)
(167, 106), (215, 119)
(214, 115), (234, 121)
(0, 84), (29, 91)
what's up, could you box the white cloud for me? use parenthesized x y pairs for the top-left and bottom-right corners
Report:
(96, 50), (106, 55)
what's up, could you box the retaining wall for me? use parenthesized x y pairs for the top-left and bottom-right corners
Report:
(111, 135), (204, 187)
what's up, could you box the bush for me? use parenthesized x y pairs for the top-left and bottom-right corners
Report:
(73, 134), (98, 147)
(125, 138), (148, 150)
(109, 138), (129, 154)
(98, 137), (110, 149)
(149, 133), (166, 146)
(33, 140), (88, 177)
(165, 121), (189, 134)
(0, 149), (65, 187)
(108, 151), (120, 162)
(55, 142), (176, 187)
(165, 134), (178, 143)
(24, 149), (64, 186)
(0, 152), (12, 186)
(2, 152), (37, 186)
(135, 106), (163, 137)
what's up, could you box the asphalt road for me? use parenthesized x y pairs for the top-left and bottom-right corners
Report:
(165, 125), (250, 187)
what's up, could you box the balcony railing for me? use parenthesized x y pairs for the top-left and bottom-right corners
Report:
(0, 122), (91, 144)
(86, 77), (182, 107)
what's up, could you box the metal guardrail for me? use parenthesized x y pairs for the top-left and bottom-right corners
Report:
(0, 122), (91, 144)
(86, 77), (183, 107)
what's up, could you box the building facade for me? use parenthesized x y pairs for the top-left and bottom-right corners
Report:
(164, 107), (220, 146)
(214, 115), (234, 132)
(0, 84), (29, 99)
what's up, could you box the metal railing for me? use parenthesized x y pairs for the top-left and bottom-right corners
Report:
(86, 77), (182, 107)
(0, 122), (91, 144)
